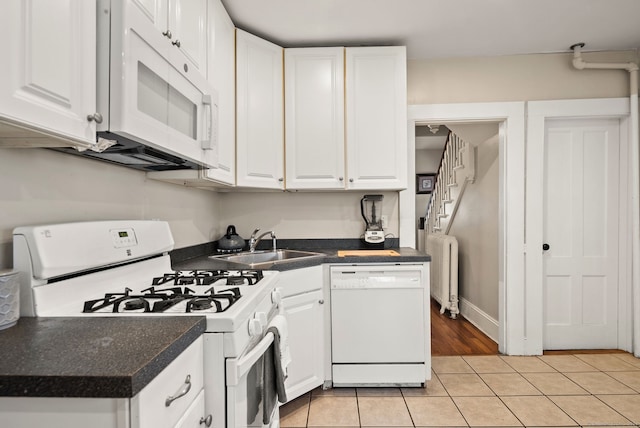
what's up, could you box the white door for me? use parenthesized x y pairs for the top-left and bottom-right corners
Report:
(543, 118), (620, 349)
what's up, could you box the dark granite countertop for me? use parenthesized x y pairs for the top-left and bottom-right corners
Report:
(0, 316), (206, 398)
(171, 238), (430, 271)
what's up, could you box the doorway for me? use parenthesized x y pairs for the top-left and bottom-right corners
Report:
(403, 99), (633, 355)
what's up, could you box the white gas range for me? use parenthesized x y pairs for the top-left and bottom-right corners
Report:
(12, 220), (285, 428)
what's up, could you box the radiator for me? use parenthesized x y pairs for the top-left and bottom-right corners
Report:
(426, 233), (459, 319)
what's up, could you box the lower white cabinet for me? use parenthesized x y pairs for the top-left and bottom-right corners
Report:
(0, 337), (207, 428)
(279, 266), (325, 401)
(131, 337), (205, 428)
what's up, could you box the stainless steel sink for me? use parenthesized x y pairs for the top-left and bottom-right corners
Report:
(209, 249), (325, 268)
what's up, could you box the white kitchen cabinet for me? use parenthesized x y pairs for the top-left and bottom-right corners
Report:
(284, 46), (407, 191)
(236, 29), (285, 190)
(203, 0), (236, 186)
(0, 337), (207, 428)
(0, 0), (97, 149)
(133, 0), (208, 74)
(345, 46), (407, 190)
(285, 48), (345, 190)
(279, 266), (325, 401)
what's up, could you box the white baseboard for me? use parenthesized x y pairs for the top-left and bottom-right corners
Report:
(459, 297), (499, 343)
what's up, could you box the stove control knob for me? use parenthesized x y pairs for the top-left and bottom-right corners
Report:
(248, 318), (262, 336)
(271, 289), (282, 306)
(255, 311), (268, 329)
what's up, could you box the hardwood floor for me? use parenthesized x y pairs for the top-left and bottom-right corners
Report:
(430, 298), (498, 356)
(430, 298), (628, 356)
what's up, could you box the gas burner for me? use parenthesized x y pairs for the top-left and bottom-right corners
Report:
(189, 298), (213, 311)
(123, 298), (147, 311)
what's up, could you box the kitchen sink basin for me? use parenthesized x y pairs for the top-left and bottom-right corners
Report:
(209, 249), (325, 268)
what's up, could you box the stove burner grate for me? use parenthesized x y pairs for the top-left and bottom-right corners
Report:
(82, 286), (242, 314)
(150, 270), (264, 287)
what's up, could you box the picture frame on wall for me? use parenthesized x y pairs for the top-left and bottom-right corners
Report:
(416, 174), (436, 194)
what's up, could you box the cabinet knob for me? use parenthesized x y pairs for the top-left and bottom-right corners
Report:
(162, 29), (172, 39)
(86, 113), (103, 124)
(319, 299), (324, 304)
(349, 178), (354, 183)
(278, 177), (284, 182)
(339, 177), (344, 181)
(200, 415), (213, 427)
(172, 39), (181, 48)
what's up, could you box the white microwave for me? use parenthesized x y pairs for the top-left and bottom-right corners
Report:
(91, 0), (218, 171)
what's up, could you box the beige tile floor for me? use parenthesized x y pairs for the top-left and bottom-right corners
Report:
(279, 353), (640, 427)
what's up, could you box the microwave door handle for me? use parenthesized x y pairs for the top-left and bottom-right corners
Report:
(201, 94), (215, 150)
(226, 332), (275, 386)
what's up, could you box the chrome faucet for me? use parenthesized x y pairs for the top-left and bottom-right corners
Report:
(249, 228), (277, 252)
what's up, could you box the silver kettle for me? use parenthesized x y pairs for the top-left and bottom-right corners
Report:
(217, 225), (246, 253)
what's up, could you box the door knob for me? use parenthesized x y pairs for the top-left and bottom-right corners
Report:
(542, 243), (550, 251)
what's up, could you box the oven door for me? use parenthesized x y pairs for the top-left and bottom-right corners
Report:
(226, 332), (279, 428)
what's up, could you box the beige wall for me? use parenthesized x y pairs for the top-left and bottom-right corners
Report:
(218, 191), (399, 241)
(0, 148), (221, 269)
(447, 128), (500, 320)
(2, 50), (638, 272)
(408, 50), (638, 104)
(411, 50), (638, 322)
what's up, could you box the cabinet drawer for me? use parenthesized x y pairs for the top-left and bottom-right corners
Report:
(131, 337), (204, 428)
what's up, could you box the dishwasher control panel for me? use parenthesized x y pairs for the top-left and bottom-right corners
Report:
(330, 265), (424, 289)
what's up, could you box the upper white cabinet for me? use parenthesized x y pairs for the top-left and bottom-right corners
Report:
(0, 0), (97, 149)
(285, 48), (345, 190)
(133, 0), (208, 74)
(284, 46), (407, 191)
(203, 0), (236, 185)
(236, 30), (285, 190)
(345, 46), (407, 190)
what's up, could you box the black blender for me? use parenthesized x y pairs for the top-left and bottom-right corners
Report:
(360, 194), (385, 247)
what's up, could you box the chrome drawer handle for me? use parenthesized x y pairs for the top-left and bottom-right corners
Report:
(165, 374), (191, 407)
(200, 415), (212, 427)
(172, 39), (181, 48)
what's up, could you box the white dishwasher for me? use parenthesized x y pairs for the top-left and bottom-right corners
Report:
(330, 263), (430, 387)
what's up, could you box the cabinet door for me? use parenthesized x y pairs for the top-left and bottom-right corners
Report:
(345, 47), (407, 190)
(236, 29), (284, 189)
(169, 0), (208, 73)
(204, 0), (236, 185)
(0, 0), (97, 147)
(285, 48), (345, 190)
(282, 290), (325, 401)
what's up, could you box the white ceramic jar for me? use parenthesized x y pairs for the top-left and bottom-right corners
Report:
(0, 270), (19, 329)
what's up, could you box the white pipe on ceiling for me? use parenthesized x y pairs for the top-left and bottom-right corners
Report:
(570, 42), (640, 356)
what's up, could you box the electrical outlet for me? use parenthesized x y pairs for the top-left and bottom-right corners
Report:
(381, 215), (388, 229)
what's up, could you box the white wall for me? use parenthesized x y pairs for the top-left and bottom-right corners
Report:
(0, 148), (221, 269)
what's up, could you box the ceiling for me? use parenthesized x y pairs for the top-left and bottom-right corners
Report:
(220, 0), (640, 60)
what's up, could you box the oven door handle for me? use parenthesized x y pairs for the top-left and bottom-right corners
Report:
(226, 332), (274, 386)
